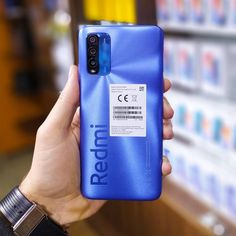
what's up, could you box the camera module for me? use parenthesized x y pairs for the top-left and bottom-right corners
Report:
(87, 34), (99, 74)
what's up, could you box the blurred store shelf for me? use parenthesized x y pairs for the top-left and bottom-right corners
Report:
(1, 0), (235, 235)
(166, 90), (236, 162)
(4, 7), (26, 20)
(160, 23), (236, 38)
(88, 180), (236, 236)
(163, 180), (236, 236)
(0, 1), (61, 154)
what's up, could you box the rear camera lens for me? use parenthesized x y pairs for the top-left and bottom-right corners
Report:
(89, 58), (98, 68)
(89, 47), (97, 56)
(88, 35), (98, 44)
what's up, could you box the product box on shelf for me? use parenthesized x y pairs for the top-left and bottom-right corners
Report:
(208, 0), (228, 26)
(190, 0), (207, 24)
(200, 42), (227, 96)
(228, 0), (236, 26)
(203, 166), (223, 206)
(157, 0), (171, 22)
(176, 40), (199, 89)
(201, 105), (219, 141)
(157, 0), (236, 33)
(164, 140), (236, 220)
(173, 0), (189, 23)
(164, 141), (219, 205)
(227, 44), (236, 101)
(163, 38), (176, 81)
(167, 91), (236, 155)
(222, 182), (236, 218)
(164, 39), (236, 99)
(219, 111), (236, 151)
(193, 109), (204, 135)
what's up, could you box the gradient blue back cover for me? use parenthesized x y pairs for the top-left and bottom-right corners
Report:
(79, 25), (164, 200)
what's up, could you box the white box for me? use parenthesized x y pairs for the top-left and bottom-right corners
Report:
(163, 38), (176, 81)
(200, 42), (227, 96)
(176, 40), (199, 89)
(157, 0), (171, 23)
(208, 0), (228, 26)
(172, 0), (189, 24)
(189, 0), (207, 25)
(228, 0), (236, 27)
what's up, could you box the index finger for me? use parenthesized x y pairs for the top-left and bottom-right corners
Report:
(164, 78), (171, 93)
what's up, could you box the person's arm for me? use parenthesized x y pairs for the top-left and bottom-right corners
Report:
(0, 186), (68, 235)
(0, 65), (174, 235)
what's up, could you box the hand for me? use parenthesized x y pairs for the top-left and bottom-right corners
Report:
(19, 65), (174, 226)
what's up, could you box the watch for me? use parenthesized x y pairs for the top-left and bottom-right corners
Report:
(0, 187), (68, 236)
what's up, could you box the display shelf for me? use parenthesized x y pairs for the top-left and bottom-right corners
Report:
(0, 0), (57, 154)
(173, 127), (236, 166)
(165, 137), (236, 225)
(166, 90), (236, 161)
(163, 180), (236, 236)
(88, 180), (236, 236)
(160, 23), (236, 38)
(169, 88), (236, 116)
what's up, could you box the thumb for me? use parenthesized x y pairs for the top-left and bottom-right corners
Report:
(44, 65), (80, 129)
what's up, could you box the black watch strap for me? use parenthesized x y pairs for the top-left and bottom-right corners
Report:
(30, 217), (68, 236)
(0, 187), (68, 236)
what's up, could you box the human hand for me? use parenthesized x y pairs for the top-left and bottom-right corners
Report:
(19, 65), (174, 226)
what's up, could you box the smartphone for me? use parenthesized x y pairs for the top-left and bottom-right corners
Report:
(79, 25), (164, 200)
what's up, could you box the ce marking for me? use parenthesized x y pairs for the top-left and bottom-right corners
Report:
(118, 94), (128, 102)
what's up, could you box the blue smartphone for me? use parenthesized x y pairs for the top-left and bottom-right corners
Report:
(79, 25), (164, 200)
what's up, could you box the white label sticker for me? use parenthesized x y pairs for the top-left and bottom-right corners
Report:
(109, 84), (146, 137)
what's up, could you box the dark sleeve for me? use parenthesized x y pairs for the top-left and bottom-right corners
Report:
(0, 215), (14, 236)
(0, 213), (68, 236)
(0, 216), (68, 236)
(30, 217), (69, 236)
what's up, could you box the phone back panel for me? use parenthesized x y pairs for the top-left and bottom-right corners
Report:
(79, 25), (164, 200)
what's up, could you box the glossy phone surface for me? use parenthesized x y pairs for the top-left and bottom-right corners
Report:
(79, 25), (164, 200)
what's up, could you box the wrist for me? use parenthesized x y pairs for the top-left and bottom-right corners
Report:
(19, 180), (81, 227)
(0, 187), (69, 235)
(19, 183), (71, 227)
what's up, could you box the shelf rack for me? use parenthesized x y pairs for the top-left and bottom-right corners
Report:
(160, 23), (236, 38)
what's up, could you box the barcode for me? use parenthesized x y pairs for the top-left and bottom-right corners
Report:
(113, 116), (143, 120)
(113, 106), (142, 110)
(112, 106), (143, 120)
(113, 111), (142, 114)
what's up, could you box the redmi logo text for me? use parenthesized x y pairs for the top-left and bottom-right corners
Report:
(90, 124), (108, 185)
